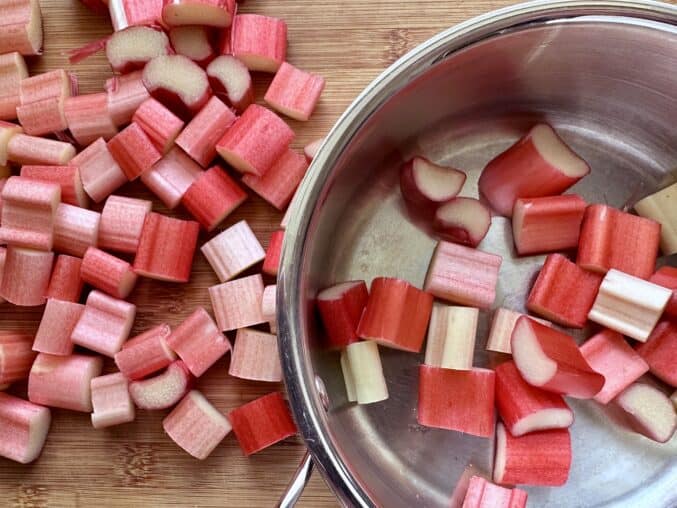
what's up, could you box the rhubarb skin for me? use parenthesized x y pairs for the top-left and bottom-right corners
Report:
(163, 0), (235, 27)
(0, 52), (28, 121)
(108, 0), (163, 32)
(649, 266), (677, 319)
(70, 138), (127, 203)
(200, 220), (265, 282)
(635, 321), (677, 387)
(478, 124), (590, 217)
(141, 147), (204, 209)
(486, 308), (552, 355)
(64, 93), (118, 147)
(107, 122), (162, 181)
(0, 392), (51, 464)
(511, 317), (605, 399)
(262, 229), (284, 277)
(317, 281), (369, 350)
(461, 476), (528, 508)
(526, 253), (603, 328)
(433, 197), (491, 248)
(229, 14), (287, 73)
(417, 366), (496, 438)
(611, 382), (677, 443)
(133, 212), (200, 282)
(577, 204), (661, 280)
(81, 247), (138, 299)
(129, 361), (193, 410)
(169, 26), (216, 67)
(242, 149), (308, 210)
(105, 26), (170, 74)
(424, 241), (502, 309)
(495, 361), (573, 436)
(228, 328), (282, 382)
(634, 181), (677, 255)
(132, 97), (185, 155)
(0, 332), (36, 385)
(16, 97), (67, 136)
(356, 277), (433, 353)
(114, 323), (175, 380)
(208, 274), (266, 331)
(493, 423), (572, 486)
(90, 372), (135, 429)
(105, 71), (150, 127)
(20, 165), (89, 208)
(33, 299), (84, 356)
(45, 254), (83, 303)
(1, 247), (53, 306)
(0, 0), (43, 56)
(264, 62), (325, 121)
(580, 329), (650, 404)
(227, 392), (297, 456)
(7, 133), (76, 166)
(206, 55), (254, 113)
(53, 203), (101, 257)
(98, 195), (152, 254)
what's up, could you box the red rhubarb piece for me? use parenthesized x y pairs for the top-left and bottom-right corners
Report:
(264, 62), (324, 121)
(229, 14), (287, 73)
(0, 392), (51, 464)
(108, 122), (162, 181)
(105, 26), (170, 74)
(208, 274), (265, 331)
(90, 372), (135, 428)
(98, 195), (152, 254)
(1, 247), (53, 306)
(461, 476), (528, 508)
(81, 247), (138, 299)
(242, 148), (308, 210)
(200, 220), (265, 282)
(114, 323), (175, 380)
(478, 124), (590, 217)
(70, 138), (127, 203)
(33, 299), (84, 356)
(163, 0), (234, 27)
(0, 52), (28, 121)
(206, 55), (254, 112)
(45, 254), (83, 302)
(317, 280), (369, 350)
(63, 93), (118, 146)
(140, 146), (204, 209)
(433, 197), (491, 247)
(229, 328), (282, 382)
(132, 97), (185, 155)
(108, 0), (163, 32)
(0, 332), (36, 385)
(19, 69), (72, 105)
(636, 321), (677, 387)
(649, 266), (677, 319)
(129, 361), (193, 410)
(20, 165), (88, 208)
(52, 203), (101, 257)
(262, 229), (284, 277)
(169, 26), (216, 67)
(16, 97), (68, 136)
(105, 71), (150, 127)
(7, 133), (75, 166)
(0, 0), (42, 56)
(610, 382), (676, 443)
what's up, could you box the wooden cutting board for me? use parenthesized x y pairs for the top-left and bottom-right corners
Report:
(0, 0), (534, 506)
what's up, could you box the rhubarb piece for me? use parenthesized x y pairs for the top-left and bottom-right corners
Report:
(132, 98), (184, 154)
(650, 266), (677, 319)
(7, 133), (75, 166)
(0, 247), (53, 306)
(142, 55), (211, 120)
(71, 290), (136, 357)
(228, 328), (281, 382)
(229, 14), (287, 73)
(433, 198), (491, 247)
(577, 204), (660, 279)
(108, 0), (162, 32)
(317, 280), (368, 350)
(16, 97), (67, 136)
(0, 392), (50, 464)
(216, 104), (294, 176)
(108, 123), (162, 181)
(418, 366), (495, 437)
(495, 361), (573, 436)
(478, 124), (590, 217)
(634, 181), (677, 255)
(166, 307), (231, 377)
(588, 269), (671, 342)
(0, 332), (36, 385)
(130, 361), (193, 410)
(133, 212), (199, 282)
(0, 52), (28, 120)
(70, 138), (127, 203)
(175, 96), (236, 167)
(341, 341), (388, 405)
(105, 71), (150, 126)
(228, 392), (296, 456)
(512, 194), (586, 255)
(28, 353), (103, 412)
(20, 165), (88, 208)
(0, 0), (43, 55)
(163, 0), (234, 27)
(304, 138), (323, 161)
(90, 372), (134, 428)
(206, 55), (253, 112)
(425, 303), (478, 369)
(181, 165), (247, 231)
(526, 253), (603, 328)
(461, 476), (528, 508)
(105, 26), (170, 73)
(356, 277), (433, 353)
(242, 148), (308, 210)
(511, 317), (604, 398)
(45, 255), (83, 302)
(636, 321), (677, 387)
(264, 62), (324, 121)
(19, 69), (72, 105)
(611, 382), (676, 443)
(64, 93), (118, 147)
(486, 309), (552, 355)
(81, 247), (138, 299)
(0, 176), (60, 250)
(114, 324), (175, 380)
(493, 423), (571, 486)
(261, 284), (277, 333)
(262, 229), (283, 277)
(53, 203), (101, 257)
(33, 299), (84, 356)
(0, 121), (23, 165)
(200, 220), (265, 282)
(98, 195), (152, 254)
(140, 146), (203, 208)
(424, 241), (502, 309)
(209, 274), (265, 331)
(169, 26), (216, 67)
(163, 390), (231, 459)
(580, 329), (650, 404)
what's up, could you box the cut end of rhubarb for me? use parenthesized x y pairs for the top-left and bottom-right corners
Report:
(493, 422), (509, 484)
(169, 26), (215, 66)
(511, 317), (558, 386)
(433, 197), (491, 247)
(511, 408), (574, 437)
(129, 361), (193, 410)
(400, 157), (466, 210)
(206, 55), (253, 112)
(531, 124), (590, 178)
(105, 26), (169, 73)
(615, 383), (677, 443)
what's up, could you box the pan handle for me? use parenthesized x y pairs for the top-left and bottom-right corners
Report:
(276, 450), (315, 508)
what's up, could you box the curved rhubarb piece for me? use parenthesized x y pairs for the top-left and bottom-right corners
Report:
(70, 138), (127, 203)
(132, 98), (184, 155)
(114, 323), (175, 380)
(98, 195), (152, 254)
(0, 392), (51, 464)
(53, 203), (101, 257)
(230, 14), (287, 73)
(105, 26), (170, 74)
(129, 361), (193, 410)
(20, 165), (88, 208)
(33, 299), (84, 356)
(200, 220), (265, 283)
(433, 197), (491, 247)
(228, 328), (282, 382)
(264, 62), (324, 121)
(317, 280), (369, 350)
(163, 0), (234, 28)
(206, 55), (253, 112)
(242, 149), (309, 211)
(635, 321), (677, 387)
(90, 372), (135, 429)
(140, 146), (203, 209)
(169, 26), (215, 67)
(107, 122), (162, 181)
(611, 382), (676, 443)
(399, 156), (465, 214)
(81, 247), (138, 299)
(0, 247), (53, 306)
(0, 332), (36, 385)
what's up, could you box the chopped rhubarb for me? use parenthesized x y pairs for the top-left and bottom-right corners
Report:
(33, 299), (84, 356)
(133, 212), (200, 282)
(317, 280), (369, 350)
(70, 138), (127, 203)
(433, 197), (491, 247)
(216, 104), (294, 176)
(90, 372), (135, 428)
(114, 323), (175, 380)
(200, 220), (265, 282)
(588, 269), (671, 342)
(169, 26), (216, 67)
(206, 55), (253, 112)
(71, 290), (136, 357)
(635, 321), (677, 387)
(98, 195), (152, 254)
(262, 229), (283, 277)
(20, 165), (88, 208)
(304, 137), (323, 161)
(19, 69), (72, 105)
(577, 204), (660, 279)
(163, 390), (231, 460)
(264, 62), (324, 121)
(634, 181), (677, 255)
(242, 148), (309, 210)
(0, 52), (28, 120)
(229, 14), (287, 73)
(0, 332), (36, 385)
(209, 274), (265, 331)
(105, 26), (170, 73)
(45, 254), (83, 302)
(81, 247), (138, 299)
(129, 361), (193, 410)
(425, 303), (478, 370)
(461, 476), (528, 508)
(53, 203), (101, 257)
(511, 317), (604, 399)
(132, 98), (185, 154)
(28, 353), (103, 412)
(0, 0), (43, 56)
(1, 247), (53, 306)
(105, 71), (150, 126)
(650, 266), (677, 319)
(108, 122), (162, 181)
(418, 366), (495, 438)
(478, 124), (590, 217)
(140, 146), (203, 208)
(526, 253), (603, 328)
(261, 284), (277, 333)
(163, 0), (234, 27)
(16, 97), (67, 135)
(0, 392), (50, 464)
(341, 340), (388, 405)
(424, 241), (502, 309)
(611, 382), (676, 443)
(229, 328), (282, 382)
(108, 0), (163, 32)
(227, 392), (296, 456)
(580, 329), (650, 404)
(493, 423), (571, 486)
(0, 121), (23, 165)
(486, 308), (552, 355)
(165, 307), (231, 377)
(8, 133), (75, 165)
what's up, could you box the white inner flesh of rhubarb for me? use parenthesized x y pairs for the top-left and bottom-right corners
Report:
(131, 364), (188, 407)
(170, 27), (212, 60)
(435, 198), (490, 236)
(164, 4), (230, 26)
(493, 423), (508, 484)
(144, 56), (209, 104)
(188, 390), (230, 427)
(531, 124), (589, 177)
(412, 158), (465, 201)
(512, 408), (574, 436)
(511, 320), (557, 386)
(208, 56), (251, 103)
(107, 27), (169, 70)
(26, 0), (43, 53)
(317, 281), (362, 301)
(618, 384), (676, 442)
(25, 407), (51, 463)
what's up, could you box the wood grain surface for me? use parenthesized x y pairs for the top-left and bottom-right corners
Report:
(0, 0), (529, 506)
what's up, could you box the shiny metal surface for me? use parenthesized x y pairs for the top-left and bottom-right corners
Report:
(278, 1), (677, 507)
